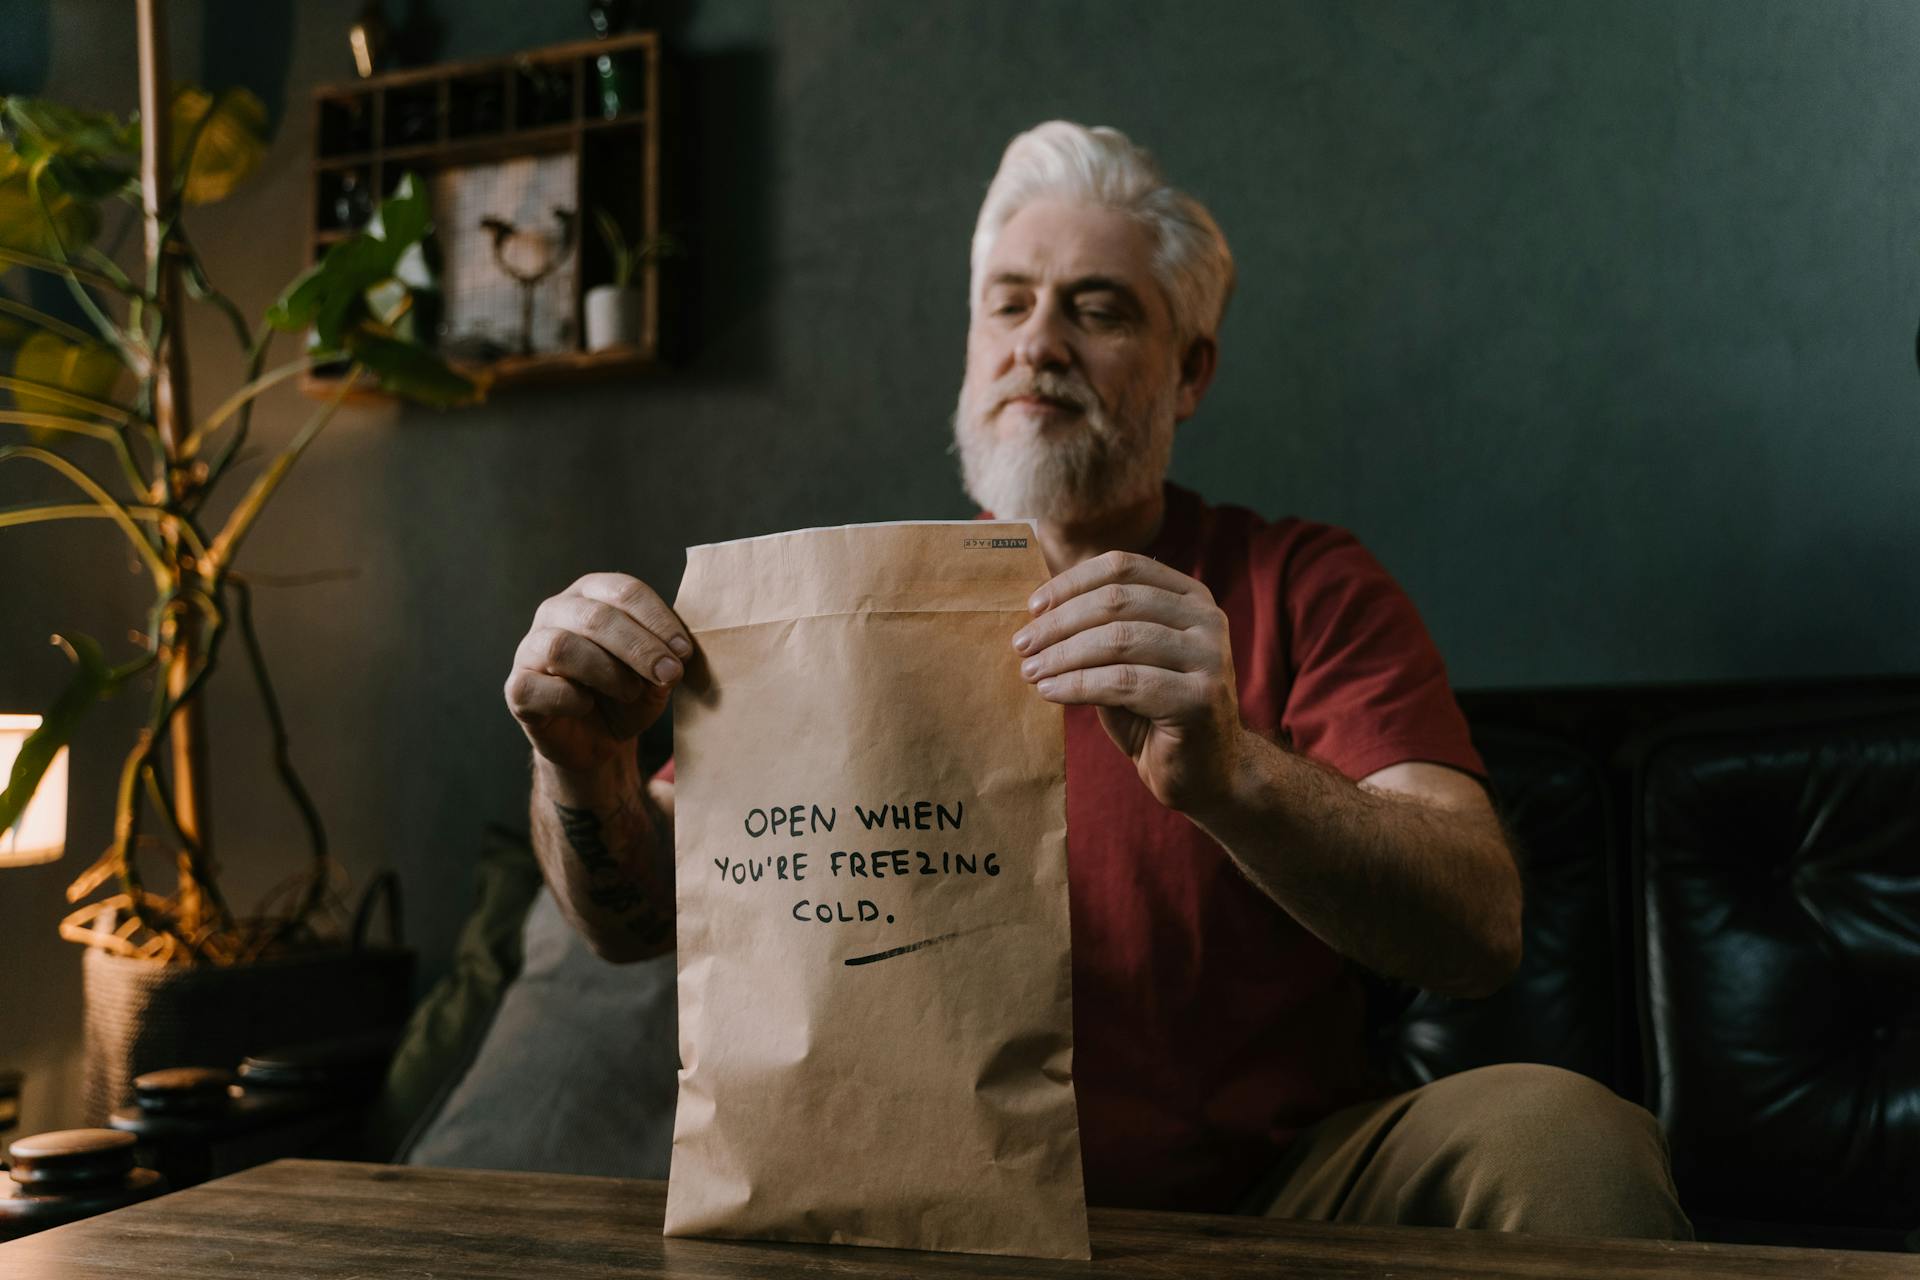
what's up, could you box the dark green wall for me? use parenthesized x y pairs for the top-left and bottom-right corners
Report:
(4, 0), (1918, 1130)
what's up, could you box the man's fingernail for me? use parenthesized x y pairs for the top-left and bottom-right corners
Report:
(654, 656), (683, 683)
(1028, 592), (1046, 613)
(1020, 657), (1039, 679)
(1012, 630), (1031, 653)
(669, 635), (693, 658)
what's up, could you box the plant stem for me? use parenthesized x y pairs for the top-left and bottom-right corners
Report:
(206, 371), (357, 575)
(0, 501), (169, 530)
(138, 0), (212, 937)
(84, 586), (228, 955)
(0, 295), (96, 346)
(183, 355), (317, 459)
(0, 444), (170, 583)
(0, 246), (122, 292)
(178, 229), (259, 355)
(141, 754), (235, 938)
(0, 373), (136, 420)
(230, 575), (330, 952)
(0, 406), (151, 498)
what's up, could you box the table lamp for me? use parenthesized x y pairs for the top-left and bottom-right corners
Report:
(1, 715), (67, 869)
(1, 715), (66, 1147)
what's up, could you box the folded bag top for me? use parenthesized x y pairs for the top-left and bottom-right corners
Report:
(664, 520), (1089, 1260)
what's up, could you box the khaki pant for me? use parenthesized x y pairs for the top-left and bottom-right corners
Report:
(1247, 1063), (1694, 1240)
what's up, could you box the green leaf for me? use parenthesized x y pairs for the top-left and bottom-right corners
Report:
(266, 172), (441, 350)
(8, 331), (124, 420)
(263, 169), (481, 407)
(593, 207), (626, 257)
(0, 142), (99, 256)
(592, 207), (633, 288)
(263, 262), (324, 333)
(267, 230), (403, 341)
(171, 86), (268, 206)
(0, 632), (116, 838)
(1, 99), (138, 167)
(368, 172), (429, 249)
(343, 328), (485, 407)
(0, 97), (138, 203)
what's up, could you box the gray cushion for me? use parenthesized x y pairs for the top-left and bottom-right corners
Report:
(404, 888), (679, 1177)
(368, 827), (545, 1161)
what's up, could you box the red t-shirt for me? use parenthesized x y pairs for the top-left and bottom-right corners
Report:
(654, 481), (1485, 1211)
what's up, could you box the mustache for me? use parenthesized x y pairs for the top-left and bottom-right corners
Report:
(989, 369), (1098, 414)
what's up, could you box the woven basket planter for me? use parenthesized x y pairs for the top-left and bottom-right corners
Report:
(80, 945), (414, 1123)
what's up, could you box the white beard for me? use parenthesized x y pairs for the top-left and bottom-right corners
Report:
(950, 364), (1176, 523)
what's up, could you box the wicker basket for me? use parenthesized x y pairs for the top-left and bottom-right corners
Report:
(80, 945), (414, 1123)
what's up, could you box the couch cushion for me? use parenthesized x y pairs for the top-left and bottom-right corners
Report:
(366, 825), (545, 1159)
(1369, 727), (1628, 1096)
(403, 886), (679, 1177)
(1639, 707), (1920, 1229)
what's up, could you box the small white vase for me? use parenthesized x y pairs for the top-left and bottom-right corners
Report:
(585, 284), (645, 351)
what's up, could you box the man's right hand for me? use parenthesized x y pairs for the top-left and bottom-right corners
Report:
(504, 572), (694, 779)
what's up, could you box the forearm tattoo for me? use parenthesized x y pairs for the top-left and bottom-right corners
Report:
(554, 798), (674, 949)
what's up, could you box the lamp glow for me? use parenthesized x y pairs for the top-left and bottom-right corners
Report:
(0, 715), (67, 868)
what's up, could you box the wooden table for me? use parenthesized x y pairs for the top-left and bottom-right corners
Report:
(0, 1158), (1911, 1278)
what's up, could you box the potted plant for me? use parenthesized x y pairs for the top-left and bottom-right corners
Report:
(584, 206), (677, 351)
(0, 10), (485, 1120)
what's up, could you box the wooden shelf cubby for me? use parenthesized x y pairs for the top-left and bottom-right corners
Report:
(302, 32), (665, 400)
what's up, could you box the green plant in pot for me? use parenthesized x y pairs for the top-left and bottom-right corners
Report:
(584, 207), (677, 352)
(0, 18), (485, 1120)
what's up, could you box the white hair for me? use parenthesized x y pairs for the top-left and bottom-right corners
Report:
(969, 120), (1235, 347)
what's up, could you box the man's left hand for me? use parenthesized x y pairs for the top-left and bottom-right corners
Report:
(1013, 550), (1244, 814)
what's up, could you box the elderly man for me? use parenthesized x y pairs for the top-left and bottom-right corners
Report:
(504, 121), (1691, 1239)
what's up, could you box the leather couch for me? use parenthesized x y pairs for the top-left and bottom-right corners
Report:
(1370, 675), (1920, 1252)
(370, 673), (1920, 1252)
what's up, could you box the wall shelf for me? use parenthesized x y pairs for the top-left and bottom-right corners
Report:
(300, 342), (661, 405)
(302, 32), (665, 402)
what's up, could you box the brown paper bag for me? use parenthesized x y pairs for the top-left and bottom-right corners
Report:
(662, 520), (1089, 1260)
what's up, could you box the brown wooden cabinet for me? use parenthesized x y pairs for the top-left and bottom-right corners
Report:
(303, 33), (664, 399)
